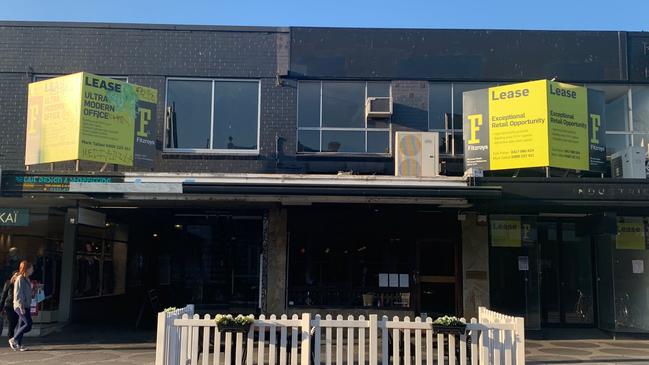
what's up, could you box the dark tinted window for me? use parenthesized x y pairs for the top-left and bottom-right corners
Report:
(167, 79), (260, 151)
(213, 81), (259, 150)
(367, 82), (391, 97)
(367, 131), (390, 154)
(167, 80), (212, 149)
(298, 81), (391, 154)
(322, 82), (365, 128)
(428, 83), (452, 130)
(297, 130), (320, 152)
(298, 82), (321, 128)
(322, 130), (365, 153)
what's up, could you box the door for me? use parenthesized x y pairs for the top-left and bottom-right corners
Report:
(417, 240), (461, 317)
(539, 221), (595, 326)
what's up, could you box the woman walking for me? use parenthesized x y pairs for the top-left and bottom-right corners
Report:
(9, 261), (33, 351)
(0, 271), (19, 342)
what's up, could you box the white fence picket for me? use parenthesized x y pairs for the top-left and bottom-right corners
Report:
(347, 315), (354, 365)
(202, 314), (211, 365)
(270, 314), (277, 364)
(403, 317), (411, 365)
(214, 323), (222, 365)
(460, 333), (467, 365)
(392, 317), (400, 365)
(325, 315), (332, 365)
(257, 316), (265, 365)
(437, 333), (444, 365)
(314, 315), (322, 365)
(470, 319), (478, 365)
(335, 315), (343, 365)
(291, 314), (299, 365)
(425, 318), (433, 365)
(359, 315), (366, 365)
(381, 316), (389, 365)
(246, 325), (254, 365)
(449, 334), (456, 365)
(369, 315), (378, 365)
(414, 317), (422, 365)
(279, 314), (288, 365)
(224, 332), (232, 365)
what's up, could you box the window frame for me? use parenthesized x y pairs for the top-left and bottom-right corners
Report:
(428, 82), (501, 157)
(586, 84), (649, 157)
(296, 81), (393, 156)
(164, 77), (261, 155)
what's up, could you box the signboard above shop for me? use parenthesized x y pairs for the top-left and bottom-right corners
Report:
(25, 72), (158, 168)
(463, 80), (606, 172)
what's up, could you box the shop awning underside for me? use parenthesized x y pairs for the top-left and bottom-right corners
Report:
(65, 173), (502, 207)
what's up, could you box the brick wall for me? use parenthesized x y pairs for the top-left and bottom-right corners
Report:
(0, 23), (434, 175)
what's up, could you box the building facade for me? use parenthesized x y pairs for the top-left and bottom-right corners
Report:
(1, 22), (649, 334)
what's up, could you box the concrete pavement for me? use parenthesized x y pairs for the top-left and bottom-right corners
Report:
(0, 325), (155, 365)
(2, 325), (649, 365)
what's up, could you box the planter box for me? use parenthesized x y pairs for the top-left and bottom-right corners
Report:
(432, 324), (466, 336)
(216, 323), (251, 333)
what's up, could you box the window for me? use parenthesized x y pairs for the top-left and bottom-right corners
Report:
(165, 79), (260, 153)
(587, 85), (649, 156)
(428, 82), (496, 156)
(297, 81), (391, 154)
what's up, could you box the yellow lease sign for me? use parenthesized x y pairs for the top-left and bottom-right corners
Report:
(25, 72), (157, 166)
(547, 81), (589, 170)
(490, 216), (522, 247)
(488, 80), (548, 170)
(616, 217), (646, 250)
(25, 73), (83, 165)
(463, 80), (605, 172)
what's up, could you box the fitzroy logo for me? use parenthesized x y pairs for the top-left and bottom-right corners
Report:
(590, 114), (601, 144)
(467, 114), (483, 144)
(137, 106), (152, 138)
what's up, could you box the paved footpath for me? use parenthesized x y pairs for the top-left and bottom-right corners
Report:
(527, 339), (649, 365)
(3, 326), (649, 365)
(0, 325), (155, 365)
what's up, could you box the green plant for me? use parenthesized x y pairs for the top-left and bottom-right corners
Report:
(432, 315), (465, 326)
(214, 314), (255, 326)
(163, 307), (178, 313)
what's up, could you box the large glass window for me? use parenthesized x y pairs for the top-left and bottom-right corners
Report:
(587, 84), (649, 156)
(428, 82), (496, 156)
(297, 81), (391, 154)
(0, 209), (64, 312)
(166, 79), (260, 153)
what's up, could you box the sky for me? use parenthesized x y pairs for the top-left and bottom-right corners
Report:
(2, 0), (649, 31)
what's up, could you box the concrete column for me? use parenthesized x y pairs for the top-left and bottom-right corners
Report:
(266, 206), (288, 314)
(462, 213), (489, 319)
(57, 208), (77, 322)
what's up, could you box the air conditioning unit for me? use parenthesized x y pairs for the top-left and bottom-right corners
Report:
(366, 97), (392, 118)
(611, 146), (647, 179)
(395, 132), (439, 177)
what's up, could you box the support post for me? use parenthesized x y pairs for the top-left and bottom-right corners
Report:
(514, 316), (525, 364)
(369, 315), (378, 365)
(301, 313), (311, 365)
(155, 312), (167, 365)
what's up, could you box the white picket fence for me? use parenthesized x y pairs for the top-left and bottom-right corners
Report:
(155, 304), (195, 364)
(155, 306), (524, 365)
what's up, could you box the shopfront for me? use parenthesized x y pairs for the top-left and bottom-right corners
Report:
(286, 205), (462, 317)
(0, 204), (67, 332)
(480, 178), (649, 333)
